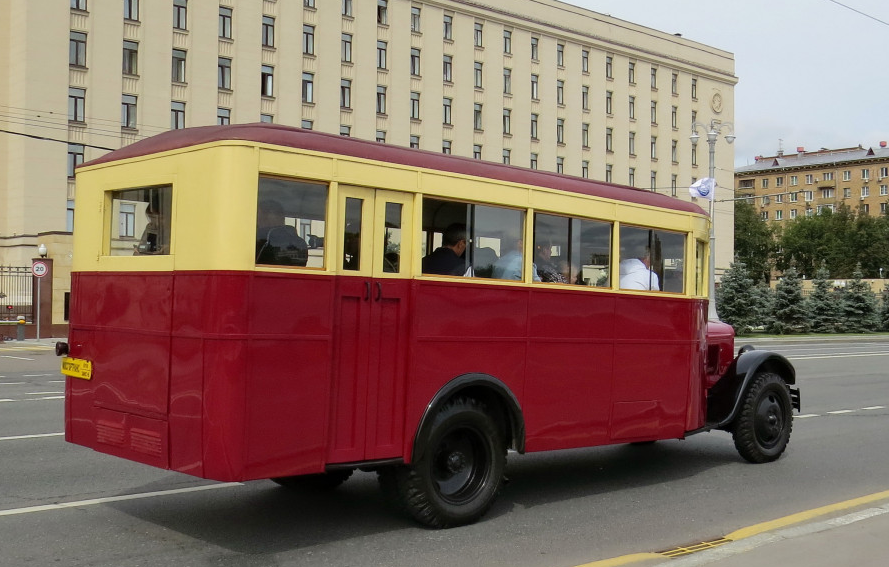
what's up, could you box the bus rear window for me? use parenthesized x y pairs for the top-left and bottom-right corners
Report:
(257, 177), (327, 268)
(109, 185), (172, 256)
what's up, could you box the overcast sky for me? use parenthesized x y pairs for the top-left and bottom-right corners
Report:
(565, 0), (889, 166)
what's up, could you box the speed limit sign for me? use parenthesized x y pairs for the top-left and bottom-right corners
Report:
(32, 260), (48, 278)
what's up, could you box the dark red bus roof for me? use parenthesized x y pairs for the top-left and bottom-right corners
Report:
(82, 123), (705, 216)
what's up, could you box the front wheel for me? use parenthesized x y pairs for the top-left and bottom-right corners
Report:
(390, 397), (506, 528)
(732, 372), (793, 463)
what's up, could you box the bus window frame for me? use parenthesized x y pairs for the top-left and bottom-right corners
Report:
(617, 223), (689, 295)
(103, 182), (176, 260)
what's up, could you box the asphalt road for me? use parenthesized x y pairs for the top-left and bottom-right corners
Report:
(1, 336), (888, 567)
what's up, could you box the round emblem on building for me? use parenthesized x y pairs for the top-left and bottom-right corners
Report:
(710, 92), (724, 114)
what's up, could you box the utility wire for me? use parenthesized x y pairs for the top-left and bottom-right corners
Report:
(827, 0), (889, 26)
(0, 128), (117, 151)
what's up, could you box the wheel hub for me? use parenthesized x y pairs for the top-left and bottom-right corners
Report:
(446, 451), (466, 473)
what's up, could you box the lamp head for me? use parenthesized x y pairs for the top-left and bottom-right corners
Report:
(37, 243), (47, 258)
(689, 132), (700, 146)
(725, 134), (736, 145)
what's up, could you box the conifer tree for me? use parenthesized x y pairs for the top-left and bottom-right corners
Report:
(716, 257), (757, 334)
(807, 261), (841, 333)
(751, 284), (775, 330)
(769, 265), (808, 334)
(842, 263), (878, 332)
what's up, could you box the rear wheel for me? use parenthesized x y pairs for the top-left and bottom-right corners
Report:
(732, 372), (793, 463)
(272, 469), (353, 490)
(390, 397), (506, 528)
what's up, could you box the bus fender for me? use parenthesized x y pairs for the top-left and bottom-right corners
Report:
(708, 349), (800, 430)
(410, 373), (525, 463)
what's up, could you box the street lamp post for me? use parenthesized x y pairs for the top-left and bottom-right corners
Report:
(690, 119), (735, 321)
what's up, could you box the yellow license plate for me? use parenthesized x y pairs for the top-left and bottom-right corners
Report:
(61, 357), (92, 380)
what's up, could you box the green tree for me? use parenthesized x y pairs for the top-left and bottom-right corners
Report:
(806, 261), (841, 333)
(733, 200), (774, 284)
(769, 265), (808, 334)
(716, 257), (757, 334)
(881, 284), (889, 332)
(841, 263), (878, 332)
(751, 284), (775, 330)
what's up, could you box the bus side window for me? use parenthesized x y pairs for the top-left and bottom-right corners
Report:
(533, 214), (570, 283)
(618, 226), (685, 292)
(256, 177), (327, 268)
(534, 213), (611, 287)
(108, 185), (172, 257)
(657, 230), (686, 293)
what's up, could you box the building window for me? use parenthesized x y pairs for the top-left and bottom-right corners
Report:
(671, 174), (677, 196)
(556, 80), (564, 105)
(582, 123), (589, 148)
(262, 16), (275, 47)
(651, 67), (658, 89)
(122, 40), (138, 74)
(411, 6), (421, 32)
(171, 101), (185, 129)
(503, 30), (512, 54)
(302, 72), (314, 103)
(119, 203), (136, 238)
(443, 55), (452, 82)
(260, 114), (273, 124)
(691, 78), (698, 99)
(442, 140), (452, 154)
(473, 145), (482, 159)
(582, 86), (589, 110)
(530, 36), (539, 60)
(629, 96), (637, 120)
(582, 49), (589, 73)
(121, 94), (137, 129)
(443, 97), (452, 125)
(303, 25), (315, 55)
(556, 118), (565, 144)
(217, 57), (232, 89)
(219, 7), (232, 39)
(68, 88), (85, 122)
(67, 144), (84, 178)
(804, 191), (813, 201)
(671, 140), (678, 163)
(217, 107), (231, 125)
(342, 33), (352, 62)
(556, 43), (565, 66)
(473, 103), (483, 130)
(821, 188), (834, 199)
(342, 0), (352, 17)
(305, 0), (315, 7)
(70, 32), (87, 67)
(503, 68), (511, 94)
(410, 92), (420, 119)
(762, 178), (769, 189)
(67, 200), (75, 232)
(530, 153), (538, 169)
(340, 79), (351, 108)
(376, 85), (387, 114)
(651, 136), (657, 159)
(503, 149), (511, 165)
(376, 130), (386, 143)
(790, 209), (797, 219)
(530, 74), (539, 100)
(629, 132), (635, 155)
(502, 108), (511, 135)
(377, 0), (388, 24)
(173, 0), (187, 30)
(410, 48), (421, 76)
(582, 160), (589, 178)
(862, 186), (870, 198)
(410, 135), (420, 148)
(605, 128), (613, 152)
(880, 167), (888, 178)
(605, 164), (613, 182)
(881, 185), (888, 196)
(556, 157), (564, 174)
(443, 14), (453, 40)
(672, 72), (678, 94)
(301, 119), (313, 129)
(671, 106), (678, 128)
(606, 91), (613, 114)
(172, 49), (186, 82)
(530, 113), (538, 140)
(629, 167), (636, 186)
(71, 0), (87, 10)
(790, 175), (798, 186)
(474, 61), (483, 88)
(691, 146), (697, 166)
(628, 62), (636, 84)
(651, 171), (657, 191)
(862, 168), (871, 181)
(651, 101), (658, 124)
(474, 22), (484, 47)
(261, 65), (274, 96)
(377, 41), (388, 69)
(340, 125), (351, 136)
(605, 55), (613, 79)
(124, 0), (138, 20)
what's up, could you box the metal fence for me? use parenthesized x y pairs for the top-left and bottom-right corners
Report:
(0, 266), (33, 322)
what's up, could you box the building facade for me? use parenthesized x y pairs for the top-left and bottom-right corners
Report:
(1, 0), (737, 329)
(735, 144), (889, 223)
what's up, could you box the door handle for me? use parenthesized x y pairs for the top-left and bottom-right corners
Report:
(364, 281), (371, 301)
(375, 282), (383, 301)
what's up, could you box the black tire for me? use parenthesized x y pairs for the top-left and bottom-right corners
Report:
(732, 372), (793, 463)
(391, 397), (506, 528)
(272, 469), (353, 490)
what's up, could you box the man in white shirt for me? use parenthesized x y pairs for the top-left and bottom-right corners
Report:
(619, 248), (659, 290)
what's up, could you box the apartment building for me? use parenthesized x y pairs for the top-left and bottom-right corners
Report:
(735, 144), (889, 223)
(1, 0), (737, 330)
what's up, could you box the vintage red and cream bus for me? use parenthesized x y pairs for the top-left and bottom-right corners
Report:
(60, 124), (799, 528)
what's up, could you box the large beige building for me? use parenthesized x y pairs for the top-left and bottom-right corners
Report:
(1, 0), (737, 330)
(735, 144), (889, 222)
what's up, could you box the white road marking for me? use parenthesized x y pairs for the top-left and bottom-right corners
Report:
(25, 392), (64, 395)
(827, 410), (855, 415)
(0, 432), (64, 441)
(0, 382), (27, 386)
(0, 355), (34, 361)
(0, 483), (244, 517)
(862, 406), (886, 410)
(796, 414), (819, 419)
(22, 374), (55, 378)
(787, 352), (889, 360)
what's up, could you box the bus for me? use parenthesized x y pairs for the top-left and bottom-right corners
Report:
(59, 124), (799, 528)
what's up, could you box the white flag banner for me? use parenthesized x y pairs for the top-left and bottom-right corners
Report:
(689, 177), (715, 200)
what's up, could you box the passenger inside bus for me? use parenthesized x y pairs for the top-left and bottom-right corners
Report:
(534, 240), (568, 283)
(492, 237), (541, 281)
(619, 247), (660, 291)
(422, 223), (468, 276)
(255, 199), (309, 266)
